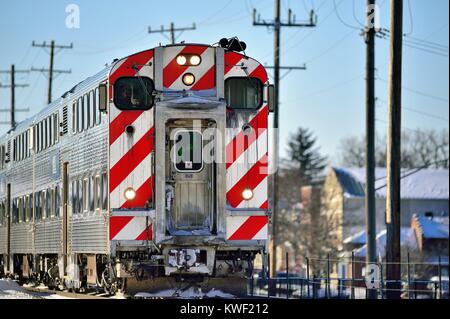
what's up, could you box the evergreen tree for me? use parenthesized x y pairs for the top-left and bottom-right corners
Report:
(286, 127), (328, 186)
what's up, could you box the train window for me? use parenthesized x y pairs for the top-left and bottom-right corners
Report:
(114, 77), (154, 110)
(94, 175), (101, 211)
(71, 180), (77, 214)
(89, 91), (95, 128)
(13, 138), (17, 162)
(12, 198), (18, 223)
(24, 133), (27, 158)
(83, 94), (89, 131)
(0, 145), (5, 169)
(95, 88), (101, 125)
(55, 186), (60, 217)
(77, 97), (83, 133)
(82, 178), (89, 213)
(47, 117), (51, 147)
(174, 130), (203, 172)
(225, 77), (263, 110)
(18, 197), (24, 223)
(89, 176), (95, 212)
(101, 172), (108, 210)
(53, 113), (59, 144)
(44, 119), (49, 149)
(0, 202), (4, 225)
(34, 191), (41, 220)
(25, 195), (30, 222)
(72, 101), (77, 133)
(46, 189), (51, 218)
(41, 190), (47, 219)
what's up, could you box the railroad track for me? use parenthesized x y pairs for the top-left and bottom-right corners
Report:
(22, 285), (123, 299)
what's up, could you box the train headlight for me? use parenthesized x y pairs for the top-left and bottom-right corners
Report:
(182, 73), (195, 86)
(176, 55), (187, 66)
(189, 55), (201, 66)
(124, 187), (136, 201)
(242, 188), (254, 201)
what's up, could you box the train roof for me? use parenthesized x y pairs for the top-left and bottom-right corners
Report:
(1, 42), (263, 142)
(0, 65), (112, 142)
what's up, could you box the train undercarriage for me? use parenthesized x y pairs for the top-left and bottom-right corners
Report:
(0, 248), (261, 298)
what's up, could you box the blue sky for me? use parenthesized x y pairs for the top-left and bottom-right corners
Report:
(0, 0), (448, 163)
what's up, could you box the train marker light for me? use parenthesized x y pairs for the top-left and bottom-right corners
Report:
(176, 55), (187, 66)
(189, 55), (201, 66)
(182, 73), (195, 86)
(242, 188), (254, 201)
(124, 187), (136, 201)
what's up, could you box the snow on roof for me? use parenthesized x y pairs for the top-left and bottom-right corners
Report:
(333, 167), (449, 200)
(415, 214), (449, 239)
(353, 227), (418, 258)
(343, 230), (367, 245)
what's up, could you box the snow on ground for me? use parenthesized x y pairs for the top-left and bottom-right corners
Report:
(134, 287), (235, 299)
(0, 279), (73, 299)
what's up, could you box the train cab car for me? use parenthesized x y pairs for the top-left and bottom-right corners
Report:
(0, 39), (274, 296)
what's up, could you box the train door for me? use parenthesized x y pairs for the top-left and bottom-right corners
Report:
(62, 162), (69, 275)
(166, 120), (216, 236)
(6, 183), (10, 273)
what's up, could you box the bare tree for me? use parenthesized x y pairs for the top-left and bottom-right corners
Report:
(338, 129), (449, 169)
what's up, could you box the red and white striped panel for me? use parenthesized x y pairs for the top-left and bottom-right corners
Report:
(108, 50), (155, 210)
(224, 51), (269, 211)
(110, 215), (152, 241)
(163, 45), (216, 91)
(226, 215), (268, 241)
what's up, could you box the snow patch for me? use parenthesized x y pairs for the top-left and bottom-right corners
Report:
(134, 287), (235, 299)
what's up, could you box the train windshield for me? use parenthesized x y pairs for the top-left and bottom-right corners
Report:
(225, 77), (263, 110)
(114, 77), (154, 110)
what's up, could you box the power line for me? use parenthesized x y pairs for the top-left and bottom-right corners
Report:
(376, 77), (449, 104)
(148, 22), (196, 45)
(404, 0), (414, 36)
(333, 0), (361, 30)
(377, 98), (449, 122)
(375, 159), (450, 191)
(0, 65), (30, 129)
(253, 0), (317, 277)
(31, 40), (73, 105)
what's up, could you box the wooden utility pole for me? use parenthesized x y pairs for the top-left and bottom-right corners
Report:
(386, 0), (403, 300)
(31, 40), (73, 104)
(253, 0), (316, 276)
(365, 0), (377, 300)
(0, 64), (29, 129)
(148, 23), (196, 45)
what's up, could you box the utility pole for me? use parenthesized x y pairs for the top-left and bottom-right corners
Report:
(365, 0), (377, 300)
(253, 0), (317, 276)
(148, 22), (196, 45)
(386, 0), (403, 300)
(31, 40), (73, 104)
(0, 64), (29, 129)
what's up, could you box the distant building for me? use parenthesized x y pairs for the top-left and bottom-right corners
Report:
(321, 167), (449, 251)
(338, 214), (449, 281)
(411, 213), (449, 271)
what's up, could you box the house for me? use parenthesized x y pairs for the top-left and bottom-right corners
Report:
(411, 213), (449, 277)
(321, 167), (449, 251)
(337, 227), (418, 283)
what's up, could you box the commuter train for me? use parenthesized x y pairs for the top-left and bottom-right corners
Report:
(0, 39), (273, 296)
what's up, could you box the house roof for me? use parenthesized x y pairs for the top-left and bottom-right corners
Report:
(333, 167), (449, 200)
(353, 227), (418, 258)
(414, 214), (449, 239)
